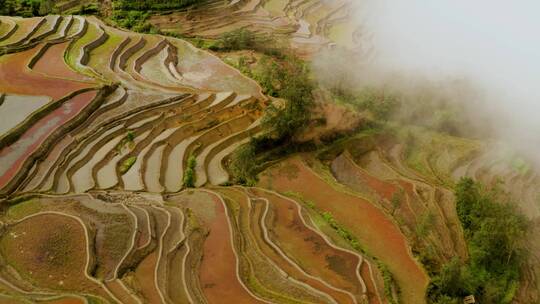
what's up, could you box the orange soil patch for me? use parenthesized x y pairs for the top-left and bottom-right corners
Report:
(32, 42), (92, 81)
(333, 153), (399, 201)
(0, 90), (98, 188)
(0, 44), (94, 99)
(259, 157), (429, 304)
(333, 154), (419, 225)
(397, 180), (415, 197)
(253, 188), (364, 298)
(198, 192), (264, 303)
(244, 189), (355, 304)
(134, 252), (161, 304)
(360, 262), (381, 304)
(0, 214), (103, 295)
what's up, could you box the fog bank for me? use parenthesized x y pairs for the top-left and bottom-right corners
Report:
(344, 0), (540, 159)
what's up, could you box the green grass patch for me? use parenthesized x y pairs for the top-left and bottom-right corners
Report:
(119, 156), (137, 174)
(6, 199), (41, 220)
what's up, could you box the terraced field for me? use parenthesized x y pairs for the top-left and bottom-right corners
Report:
(0, 8), (539, 304)
(148, 0), (363, 56)
(0, 14), (389, 304)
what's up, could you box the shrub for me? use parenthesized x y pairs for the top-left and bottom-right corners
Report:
(220, 28), (257, 50)
(183, 155), (196, 188)
(119, 156), (137, 174)
(0, 0), (54, 16)
(114, 0), (202, 11)
(261, 55), (314, 140)
(229, 142), (257, 186)
(126, 131), (135, 142)
(428, 178), (529, 303)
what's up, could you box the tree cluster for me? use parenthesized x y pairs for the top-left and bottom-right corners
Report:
(114, 0), (202, 11)
(428, 178), (529, 304)
(229, 54), (315, 185)
(0, 0), (53, 17)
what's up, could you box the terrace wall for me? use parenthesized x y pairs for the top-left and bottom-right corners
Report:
(80, 27), (109, 66)
(0, 85), (116, 197)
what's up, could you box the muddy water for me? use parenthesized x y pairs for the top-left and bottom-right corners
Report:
(207, 137), (249, 185)
(22, 134), (74, 192)
(165, 135), (198, 192)
(194, 136), (226, 187)
(0, 94), (49, 135)
(145, 144), (166, 192)
(0, 90), (97, 189)
(97, 130), (152, 189)
(123, 126), (181, 191)
(70, 125), (124, 193)
(61, 132), (123, 193)
(140, 47), (180, 87)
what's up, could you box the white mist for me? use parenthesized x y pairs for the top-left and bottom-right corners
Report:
(355, 0), (540, 158)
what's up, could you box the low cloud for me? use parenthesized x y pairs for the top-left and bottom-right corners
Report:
(315, 0), (540, 163)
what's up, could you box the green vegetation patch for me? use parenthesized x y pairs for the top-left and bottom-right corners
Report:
(0, 0), (54, 17)
(119, 156), (137, 174)
(229, 51), (316, 185)
(114, 0), (201, 11)
(428, 178), (530, 303)
(6, 199), (42, 220)
(183, 154), (196, 188)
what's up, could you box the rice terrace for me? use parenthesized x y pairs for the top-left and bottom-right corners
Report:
(0, 0), (538, 303)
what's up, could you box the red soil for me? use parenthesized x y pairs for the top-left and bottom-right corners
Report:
(397, 180), (415, 197)
(254, 189), (363, 297)
(259, 157), (429, 304)
(134, 252), (161, 304)
(0, 44), (94, 100)
(0, 90), (97, 188)
(228, 187), (355, 304)
(198, 192), (264, 303)
(336, 154), (399, 201)
(360, 262), (381, 304)
(33, 42), (92, 81)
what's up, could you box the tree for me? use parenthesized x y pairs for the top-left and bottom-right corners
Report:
(261, 55), (314, 141)
(428, 178), (529, 303)
(183, 155), (196, 188)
